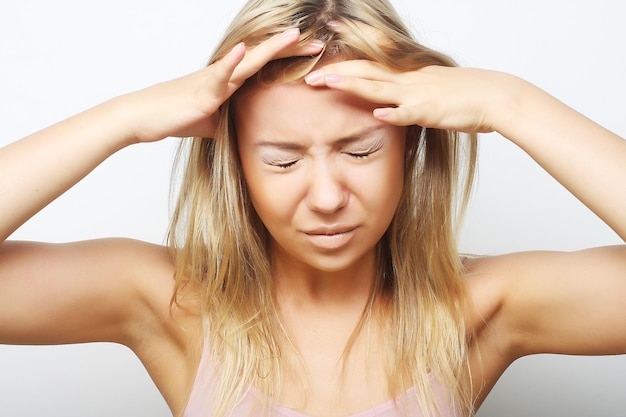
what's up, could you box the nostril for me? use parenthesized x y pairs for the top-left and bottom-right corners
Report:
(306, 177), (348, 213)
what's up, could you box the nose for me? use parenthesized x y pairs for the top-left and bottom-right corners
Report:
(305, 159), (348, 214)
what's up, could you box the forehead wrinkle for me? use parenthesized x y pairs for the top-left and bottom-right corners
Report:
(255, 141), (305, 151)
(253, 124), (387, 150)
(334, 125), (386, 146)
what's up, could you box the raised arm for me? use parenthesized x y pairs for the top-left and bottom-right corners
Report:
(487, 72), (626, 242)
(0, 29), (323, 346)
(304, 63), (626, 241)
(304, 60), (626, 361)
(0, 29), (322, 243)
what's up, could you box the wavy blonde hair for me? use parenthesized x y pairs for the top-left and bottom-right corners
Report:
(169, 1), (478, 416)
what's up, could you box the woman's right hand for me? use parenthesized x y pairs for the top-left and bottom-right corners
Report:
(122, 28), (323, 142)
(0, 29), (322, 242)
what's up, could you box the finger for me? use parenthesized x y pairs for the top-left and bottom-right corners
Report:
(326, 20), (349, 34)
(305, 60), (397, 85)
(327, 20), (394, 49)
(231, 29), (303, 83)
(211, 42), (247, 86)
(373, 106), (420, 127)
(375, 105), (460, 130)
(275, 38), (325, 59)
(316, 74), (401, 105)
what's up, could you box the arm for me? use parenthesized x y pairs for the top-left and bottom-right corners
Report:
(305, 61), (626, 356)
(0, 29), (323, 345)
(305, 64), (626, 241)
(462, 247), (626, 407)
(466, 247), (626, 358)
(489, 73), (626, 242)
(0, 238), (173, 346)
(0, 29), (321, 242)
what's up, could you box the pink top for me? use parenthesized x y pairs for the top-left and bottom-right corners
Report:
(184, 338), (460, 417)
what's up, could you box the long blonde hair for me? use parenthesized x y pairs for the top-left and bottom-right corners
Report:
(169, 1), (478, 416)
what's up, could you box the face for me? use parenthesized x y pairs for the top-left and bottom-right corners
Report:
(234, 81), (406, 274)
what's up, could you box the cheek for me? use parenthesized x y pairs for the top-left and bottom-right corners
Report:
(240, 169), (274, 223)
(239, 156), (299, 231)
(350, 156), (405, 223)
(238, 148), (271, 221)
(365, 146), (406, 222)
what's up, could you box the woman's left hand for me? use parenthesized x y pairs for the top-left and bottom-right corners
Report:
(305, 59), (626, 242)
(304, 61), (519, 134)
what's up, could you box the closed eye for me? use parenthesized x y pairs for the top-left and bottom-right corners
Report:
(343, 136), (384, 160)
(275, 160), (299, 169)
(347, 151), (373, 159)
(261, 154), (302, 170)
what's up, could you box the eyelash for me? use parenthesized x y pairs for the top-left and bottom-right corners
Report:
(269, 145), (380, 169)
(347, 152), (371, 159)
(346, 138), (384, 159)
(274, 152), (369, 168)
(274, 160), (299, 169)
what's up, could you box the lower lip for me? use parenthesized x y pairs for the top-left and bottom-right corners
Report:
(303, 229), (356, 250)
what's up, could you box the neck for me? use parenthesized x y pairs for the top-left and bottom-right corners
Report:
(272, 247), (377, 309)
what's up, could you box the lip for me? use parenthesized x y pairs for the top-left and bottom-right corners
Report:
(301, 225), (358, 250)
(303, 225), (357, 235)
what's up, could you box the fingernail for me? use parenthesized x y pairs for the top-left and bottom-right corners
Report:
(373, 108), (390, 118)
(309, 39), (325, 49)
(326, 20), (343, 31)
(304, 70), (323, 85)
(281, 28), (300, 37)
(324, 74), (342, 84)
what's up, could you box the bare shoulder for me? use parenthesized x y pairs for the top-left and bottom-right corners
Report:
(462, 247), (626, 403)
(0, 238), (203, 413)
(0, 238), (181, 345)
(463, 246), (626, 330)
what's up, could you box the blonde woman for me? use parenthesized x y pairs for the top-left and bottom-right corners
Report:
(0, 1), (624, 417)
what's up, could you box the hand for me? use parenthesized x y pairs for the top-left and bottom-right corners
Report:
(124, 29), (323, 142)
(304, 61), (519, 134)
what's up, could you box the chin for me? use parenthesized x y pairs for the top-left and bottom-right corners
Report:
(298, 250), (374, 274)
(271, 236), (377, 275)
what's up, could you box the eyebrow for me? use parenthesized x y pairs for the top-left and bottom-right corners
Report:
(254, 125), (386, 150)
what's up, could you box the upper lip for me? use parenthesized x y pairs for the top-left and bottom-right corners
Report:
(302, 225), (357, 235)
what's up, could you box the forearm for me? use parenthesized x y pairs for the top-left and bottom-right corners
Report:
(495, 76), (626, 241)
(0, 30), (317, 243)
(0, 96), (137, 242)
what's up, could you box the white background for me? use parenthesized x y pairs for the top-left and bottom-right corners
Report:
(0, 0), (624, 416)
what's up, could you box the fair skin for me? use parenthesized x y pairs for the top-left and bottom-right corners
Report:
(0, 27), (625, 417)
(235, 83), (406, 412)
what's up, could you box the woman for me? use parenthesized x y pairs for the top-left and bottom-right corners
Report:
(0, 0), (624, 416)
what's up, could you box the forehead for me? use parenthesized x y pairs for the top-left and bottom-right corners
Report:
(233, 81), (381, 143)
